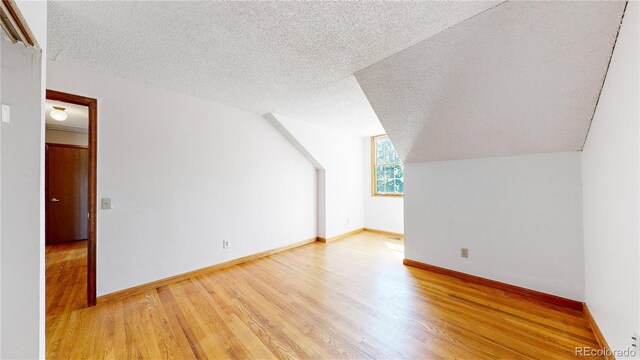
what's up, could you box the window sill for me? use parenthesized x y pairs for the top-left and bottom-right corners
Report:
(372, 193), (404, 198)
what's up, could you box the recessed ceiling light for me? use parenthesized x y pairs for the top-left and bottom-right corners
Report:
(50, 106), (67, 121)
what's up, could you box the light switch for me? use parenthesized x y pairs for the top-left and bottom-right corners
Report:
(1, 104), (10, 123)
(101, 198), (112, 210)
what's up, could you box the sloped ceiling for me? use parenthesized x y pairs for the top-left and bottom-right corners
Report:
(355, 1), (626, 162)
(47, 1), (500, 136)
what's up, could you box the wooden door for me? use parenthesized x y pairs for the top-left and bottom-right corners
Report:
(46, 144), (89, 244)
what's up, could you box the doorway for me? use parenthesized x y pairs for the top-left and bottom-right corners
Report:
(45, 90), (97, 307)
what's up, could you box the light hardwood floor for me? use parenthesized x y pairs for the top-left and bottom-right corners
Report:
(46, 232), (602, 359)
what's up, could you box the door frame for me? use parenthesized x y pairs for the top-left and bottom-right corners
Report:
(46, 89), (98, 307)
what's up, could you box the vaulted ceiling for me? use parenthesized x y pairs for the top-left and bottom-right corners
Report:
(49, 1), (625, 157)
(48, 1), (500, 136)
(355, 1), (626, 162)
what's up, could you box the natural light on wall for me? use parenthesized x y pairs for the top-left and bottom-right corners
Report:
(371, 135), (404, 196)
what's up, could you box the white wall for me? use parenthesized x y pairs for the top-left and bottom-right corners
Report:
(47, 60), (317, 296)
(363, 137), (403, 234)
(405, 152), (584, 300)
(273, 114), (364, 239)
(45, 129), (88, 146)
(582, 1), (639, 353)
(0, 39), (44, 359)
(1, 2), (47, 358)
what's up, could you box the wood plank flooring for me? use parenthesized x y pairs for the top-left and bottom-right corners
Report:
(46, 232), (602, 359)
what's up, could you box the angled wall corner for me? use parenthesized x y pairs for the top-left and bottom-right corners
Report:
(265, 113), (364, 239)
(264, 113), (327, 238)
(263, 113), (325, 170)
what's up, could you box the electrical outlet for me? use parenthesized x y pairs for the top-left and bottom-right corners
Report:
(101, 197), (112, 209)
(461, 248), (469, 258)
(632, 330), (639, 350)
(222, 240), (230, 249)
(1, 104), (10, 123)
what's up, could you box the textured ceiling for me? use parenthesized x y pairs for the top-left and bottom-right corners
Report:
(48, 1), (500, 136)
(281, 75), (384, 136)
(356, 1), (626, 162)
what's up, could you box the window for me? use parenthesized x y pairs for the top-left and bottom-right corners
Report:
(371, 135), (404, 196)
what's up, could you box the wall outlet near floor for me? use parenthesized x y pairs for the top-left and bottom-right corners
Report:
(632, 330), (639, 350)
(222, 240), (230, 250)
(461, 248), (469, 258)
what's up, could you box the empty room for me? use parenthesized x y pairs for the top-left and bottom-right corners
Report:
(0, 1), (638, 359)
